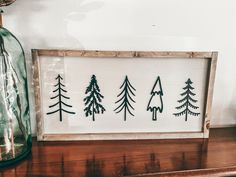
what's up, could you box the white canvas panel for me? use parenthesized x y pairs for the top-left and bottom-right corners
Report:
(39, 56), (208, 134)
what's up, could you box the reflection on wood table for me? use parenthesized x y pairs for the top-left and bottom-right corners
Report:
(1, 128), (236, 177)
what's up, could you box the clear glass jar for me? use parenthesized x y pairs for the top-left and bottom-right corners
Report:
(0, 25), (31, 167)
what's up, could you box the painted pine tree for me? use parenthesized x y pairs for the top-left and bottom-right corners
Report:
(147, 76), (164, 121)
(114, 76), (136, 121)
(173, 78), (200, 121)
(47, 74), (75, 122)
(84, 75), (105, 121)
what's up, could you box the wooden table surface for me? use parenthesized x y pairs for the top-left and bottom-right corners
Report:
(1, 128), (236, 177)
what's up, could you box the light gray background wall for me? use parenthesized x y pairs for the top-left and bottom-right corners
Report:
(3, 0), (236, 134)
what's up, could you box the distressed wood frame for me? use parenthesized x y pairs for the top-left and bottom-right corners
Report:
(32, 49), (218, 141)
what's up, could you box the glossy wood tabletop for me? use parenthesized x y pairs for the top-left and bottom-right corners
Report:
(1, 128), (236, 177)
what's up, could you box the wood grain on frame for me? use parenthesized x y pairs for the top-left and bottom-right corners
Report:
(32, 49), (44, 140)
(31, 49), (218, 141)
(41, 132), (204, 141)
(203, 52), (218, 138)
(37, 49), (213, 58)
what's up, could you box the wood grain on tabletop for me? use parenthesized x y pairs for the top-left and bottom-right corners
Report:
(1, 128), (236, 177)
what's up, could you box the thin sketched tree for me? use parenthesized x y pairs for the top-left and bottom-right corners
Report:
(84, 75), (105, 121)
(47, 74), (75, 121)
(173, 78), (200, 121)
(114, 76), (136, 121)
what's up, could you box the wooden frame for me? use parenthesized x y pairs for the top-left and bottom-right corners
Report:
(32, 49), (217, 141)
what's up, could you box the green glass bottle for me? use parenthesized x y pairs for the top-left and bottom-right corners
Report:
(0, 10), (31, 167)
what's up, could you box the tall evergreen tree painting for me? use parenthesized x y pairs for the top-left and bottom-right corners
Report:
(84, 75), (106, 121)
(47, 74), (75, 122)
(173, 78), (200, 121)
(114, 76), (136, 121)
(147, 76), (164, 121)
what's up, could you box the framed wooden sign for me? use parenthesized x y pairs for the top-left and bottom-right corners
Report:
(32, 49), (217, 141)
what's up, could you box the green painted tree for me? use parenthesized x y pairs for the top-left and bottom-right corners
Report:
(47, 74), (75, 122)
(84, 75), (106, 121)
(114, 76), (136, 121)
(173, 78), (200, 121)
(147, 76), (164, 121)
